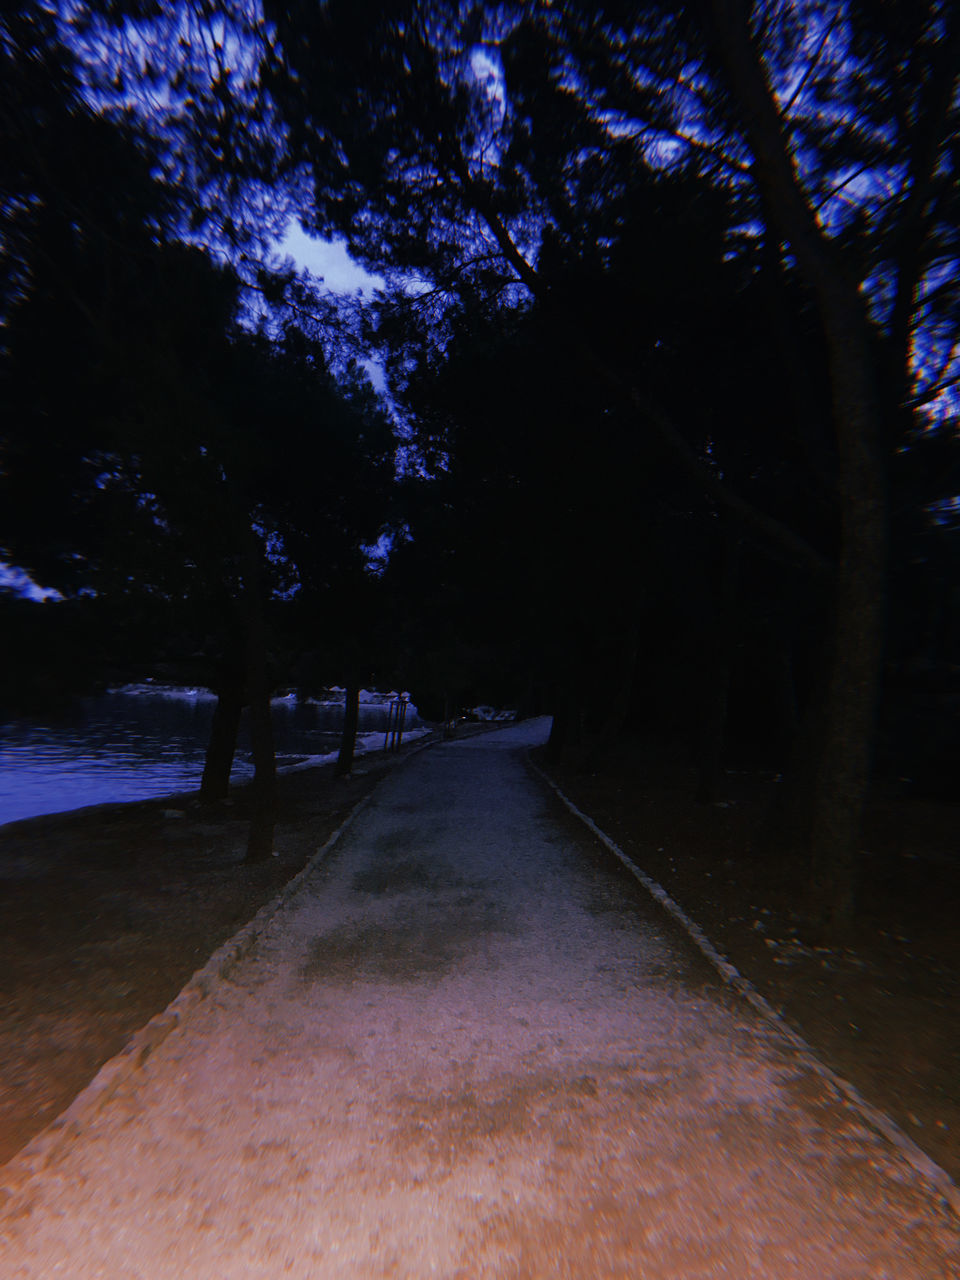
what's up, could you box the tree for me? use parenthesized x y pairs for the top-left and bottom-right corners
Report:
(19, 0), (957, 924)
(3, 224), (392, 818)
(248, 0), (960, 928)
(217, 325), (395, 784)
(2, 1), (400, 866)
(549, 0), (960, 922)
(641, 0), (958, 921)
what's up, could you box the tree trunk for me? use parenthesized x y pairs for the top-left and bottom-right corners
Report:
(200, 675), (243, 803)
(335, 675), (360, 776)
(241, 536), (277, 857)
(247, 685), (277, 805)
(712, 0), (889, 931)
(806, 471), (887, 929)
(245, 671), (277, 863)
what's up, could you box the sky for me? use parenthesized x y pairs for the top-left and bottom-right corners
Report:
(277, 224), (385, 298)
(275, 224), (389, 396)
(0, 565), (60, 603)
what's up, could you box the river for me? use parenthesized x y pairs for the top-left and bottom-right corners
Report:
(0, 685), (422, 828)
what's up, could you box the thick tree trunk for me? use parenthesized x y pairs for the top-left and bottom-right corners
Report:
(806, 445), (887, 928)
(247, 685), (277, 805)
(244, 682), (277, 862)
(335, 676), (360, 776)
(245, 675), (277, 862)
(200, 676), (243, 803)
(796, 272), (888, 932)
(712, 0), (889, 931)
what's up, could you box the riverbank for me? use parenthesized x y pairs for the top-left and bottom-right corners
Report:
(534, 740), (960, 1187)
(0, 733), (440, 1166)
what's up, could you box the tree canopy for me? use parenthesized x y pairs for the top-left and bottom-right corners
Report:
(2, 0), (958, 924)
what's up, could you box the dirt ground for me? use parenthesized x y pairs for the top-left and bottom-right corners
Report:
(534, 738), (960, 1187)
(3, 718), (957, 1279)
(0, 736), (441, 1168)
(1, 722), (957, 1209)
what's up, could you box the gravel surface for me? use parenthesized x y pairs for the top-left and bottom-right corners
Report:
(1, 718), (957, 1278)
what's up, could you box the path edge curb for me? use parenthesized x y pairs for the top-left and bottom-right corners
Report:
(527, 753), (960, 1223)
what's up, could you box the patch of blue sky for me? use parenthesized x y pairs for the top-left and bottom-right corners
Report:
(277, 225), (384, 299)
(66, 3), (263, 114)
(781, 19), (850, 91)
(913, 331), (960, 418)
(467, 44), (507, 172)
(637, 130), (689, 172)
(860, 265), (896, 326)
(66, 0), (291, 269)
(360, 531), (394, 577)
(0, 564), (61, 602)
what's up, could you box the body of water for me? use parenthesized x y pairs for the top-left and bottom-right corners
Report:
(0, 686), (421, 828)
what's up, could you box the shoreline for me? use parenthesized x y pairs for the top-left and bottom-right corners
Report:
(0, 726), (432, 835)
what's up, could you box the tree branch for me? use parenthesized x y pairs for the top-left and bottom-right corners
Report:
(455, 156), (830, 576)
(780, 8), (845, 117)
(906, 356), (960, 411)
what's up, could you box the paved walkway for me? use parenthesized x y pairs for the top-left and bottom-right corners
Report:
(1, 719), (957, 1277)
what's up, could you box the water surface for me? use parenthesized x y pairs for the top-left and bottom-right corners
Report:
(0, 687), (418, 827)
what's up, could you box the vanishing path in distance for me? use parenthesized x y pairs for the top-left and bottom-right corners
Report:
(2, 719), (957, 1277)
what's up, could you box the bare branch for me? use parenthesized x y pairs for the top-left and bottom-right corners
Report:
(812, 158), (888, 216)
(780, 8), (846, 117)
(906, 340), (960, 410)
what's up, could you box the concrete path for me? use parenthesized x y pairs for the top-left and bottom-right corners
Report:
(1, 719), (957, 1278)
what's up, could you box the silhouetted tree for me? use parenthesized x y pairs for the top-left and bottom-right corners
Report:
(9, 0), (959, 925)
(251, 0), (959, 927)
